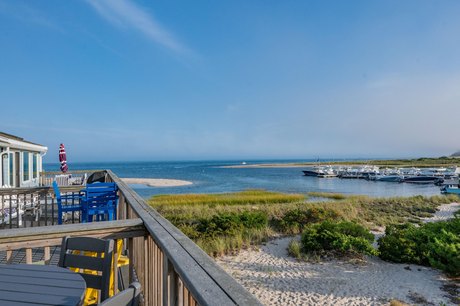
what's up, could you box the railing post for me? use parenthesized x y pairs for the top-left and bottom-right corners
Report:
(25, 248), (32, 264)
(6, 250), (12, 264)
(44, 246), (50, 264)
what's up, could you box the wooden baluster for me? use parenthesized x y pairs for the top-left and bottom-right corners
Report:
(25, 248), (32, 264)
(44, 246), (51, 264)
(163, 253), (178, 306)
(6, 250), (12, 264)
(143, 236), (149, 306)
(177, 278), (183, 306)
(128, 237), (134, 284)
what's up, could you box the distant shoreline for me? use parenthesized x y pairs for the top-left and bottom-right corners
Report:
(222, 157), (460, 169)
(121, 178), (192, 187)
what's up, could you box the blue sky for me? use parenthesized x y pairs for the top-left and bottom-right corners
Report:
(1, 0), (459, 163)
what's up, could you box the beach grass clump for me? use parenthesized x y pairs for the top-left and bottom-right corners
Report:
(378, 218), (460, 276)
(288, 239), (302, 259)
(300, 221), (377, 257)
(307, 192), (347, 200)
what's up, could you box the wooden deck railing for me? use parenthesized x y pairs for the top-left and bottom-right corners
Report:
(39, 170), (98, 187)
(0, 170), (262, 306)
(0, 185), (84, 228)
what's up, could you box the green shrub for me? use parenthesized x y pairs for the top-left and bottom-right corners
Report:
(274, 207), (341, 234)
(300, 221), (377, 256)
(178, 224), (200, 239)
(378, 218), (460, 276)
(427, 230), (460, 274)
(378, 224), (421, 263)
(197, 213), (243, 238)
(239, 211), (268, 229)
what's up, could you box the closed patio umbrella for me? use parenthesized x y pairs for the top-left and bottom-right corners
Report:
(59, 143), (68, 173)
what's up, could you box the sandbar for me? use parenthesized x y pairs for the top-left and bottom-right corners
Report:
(121, 178), (192, 187)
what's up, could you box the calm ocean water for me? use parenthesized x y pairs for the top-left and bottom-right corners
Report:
(44, 160), (442, 199)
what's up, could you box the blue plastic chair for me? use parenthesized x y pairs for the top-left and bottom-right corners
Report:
(52, 181), (85, 225)
(81, 182), (118, 222)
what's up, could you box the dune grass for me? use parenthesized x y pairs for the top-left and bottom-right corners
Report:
(151, 189), (305, 206)
(148, 190), (458, 256)
(307, 191), (347, 200)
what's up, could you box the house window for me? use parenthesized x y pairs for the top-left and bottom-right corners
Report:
(33, 154), (38, 179)
(23, 152), (29, 181)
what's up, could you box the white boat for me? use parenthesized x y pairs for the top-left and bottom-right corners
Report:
(372, 168), (404, 182)
(317, 166), (338, 178)
(303, 166), (337, 178)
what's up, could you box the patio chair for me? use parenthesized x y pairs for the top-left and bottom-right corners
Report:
(58, 236), (114, 303)
(23, 193), (41, 222)
(87, 170), (108, 184)
(54, 174), (71, 186)
(81, 182), (118, 222)
(52, 181), (84, 224)
(99, 282), (141, 306)
(0, 194), (24, 226)
(69, 173), (88, 186)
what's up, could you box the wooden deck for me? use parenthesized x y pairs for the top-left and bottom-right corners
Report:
(0, 170), (263, 306)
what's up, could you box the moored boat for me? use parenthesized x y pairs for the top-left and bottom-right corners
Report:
(302, 168), (322, 177)
(375, 175), (404, 182)
(303, 166), (337, 177)
(441, 186), (460, 195)
(403, 176), (442, 184)
(440, 179), (460, 194)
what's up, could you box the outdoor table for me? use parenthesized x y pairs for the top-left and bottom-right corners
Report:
(0, 264), (86, 306)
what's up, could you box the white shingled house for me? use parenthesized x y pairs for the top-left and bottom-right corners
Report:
(0, 132), (48, 188)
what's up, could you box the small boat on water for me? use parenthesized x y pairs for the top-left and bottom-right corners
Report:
(440, 179), (460, 195)
(441, 186), (460, 195)
(302, 168), (322, 177)
(302, 166), (337, 178)
(442, 187), (460, 195)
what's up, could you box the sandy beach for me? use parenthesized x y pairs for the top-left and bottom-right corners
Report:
(121, 178), (193, 187)
(216, 202), (460, 305)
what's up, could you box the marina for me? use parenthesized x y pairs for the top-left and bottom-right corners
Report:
(302, 164), (460, 193)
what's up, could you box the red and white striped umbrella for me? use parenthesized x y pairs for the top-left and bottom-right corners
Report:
(59, 143), (69, 173)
